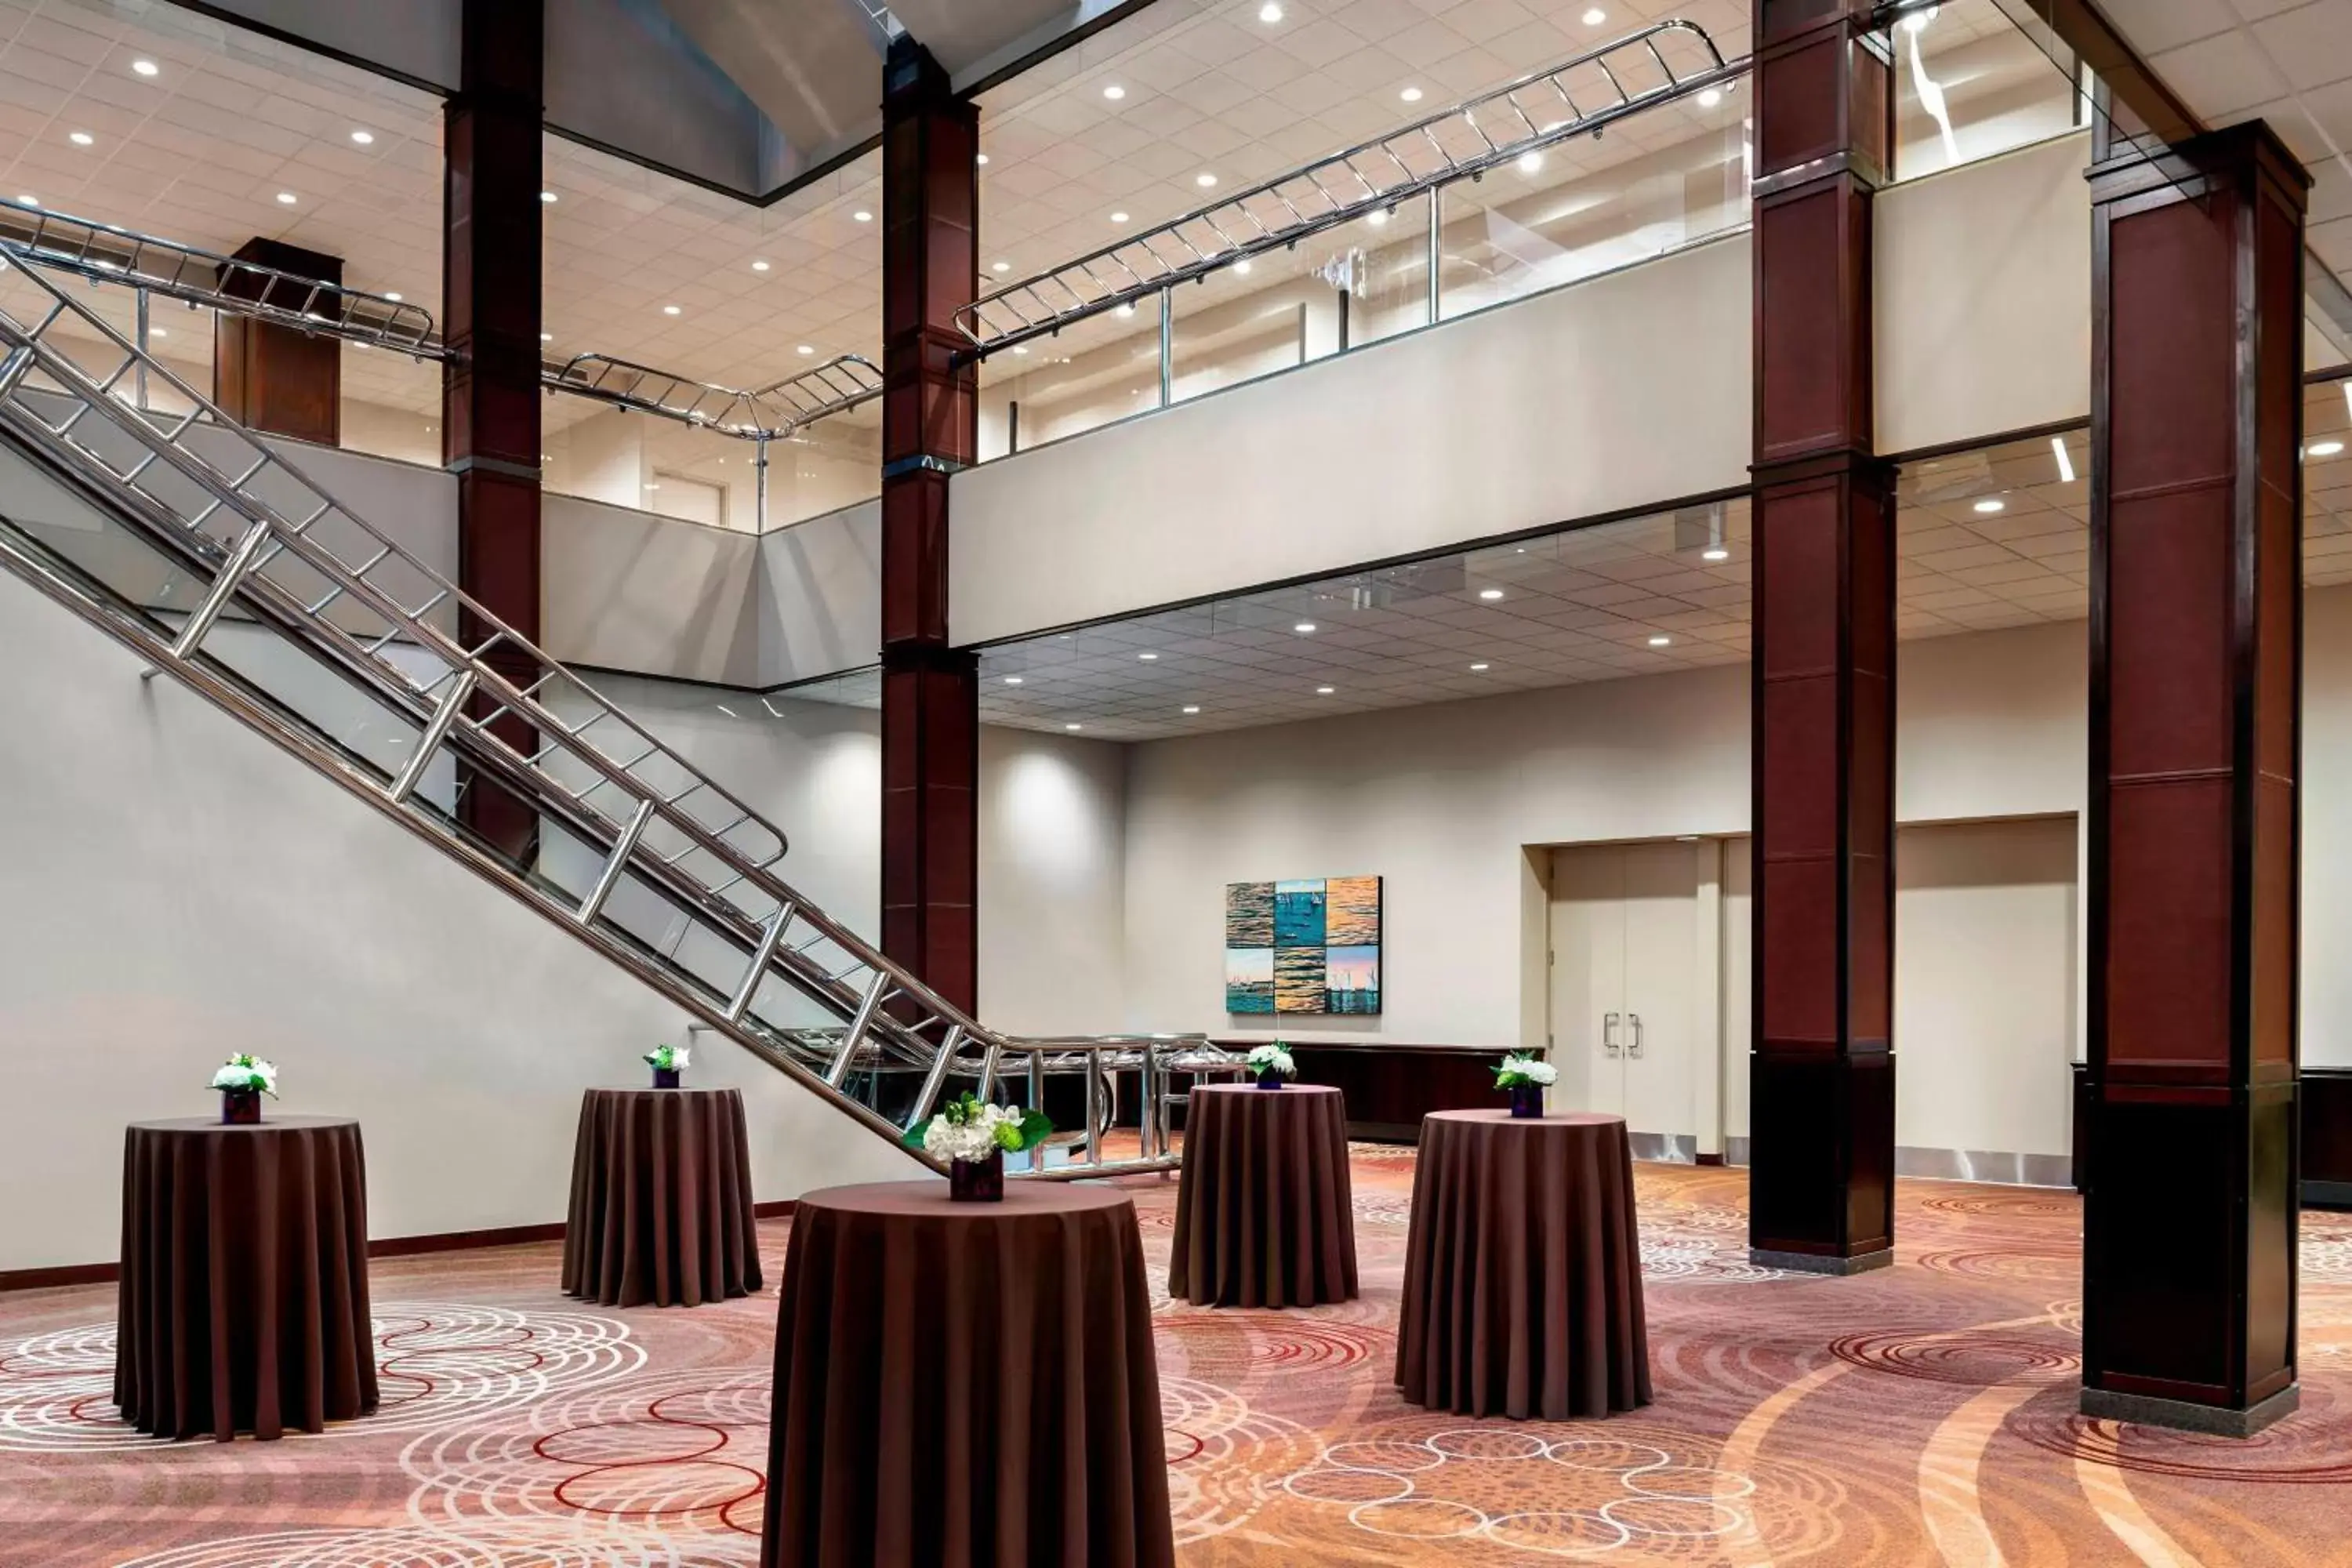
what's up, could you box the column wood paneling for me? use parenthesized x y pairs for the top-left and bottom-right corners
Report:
(442, 0), (543, 866)
(212, 238), (343, 444)
(879, 38), (981, 1011)
(2082, 121), (2307, 1436)
(1747, 0), (1896, 1273)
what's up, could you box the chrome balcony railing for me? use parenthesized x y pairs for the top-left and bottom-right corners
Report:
(955, 19), (1745, 358)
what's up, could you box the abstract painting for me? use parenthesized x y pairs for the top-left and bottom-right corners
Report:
(1225, 875), (1381, 1014)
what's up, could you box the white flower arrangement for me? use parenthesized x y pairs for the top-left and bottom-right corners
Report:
(644, 1043), (691, 1073)
(207, 1054), (278, 1096)
(908, 1092), (1053, 1165)
(1494, 1052), (1557, 1090)
(1247, 1043), (1297, 1079)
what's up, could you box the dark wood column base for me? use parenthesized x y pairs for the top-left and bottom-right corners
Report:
(1751, 1245), (1892, 1275)
(2081, 1383), (2299, 1439)
(1748, 1050), (1895, 1265)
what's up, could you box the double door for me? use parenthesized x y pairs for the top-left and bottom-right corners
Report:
(1548, 841), (1700, 1143)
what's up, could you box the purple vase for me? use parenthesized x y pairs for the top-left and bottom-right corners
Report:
(950, 1150), (1005, 1202)
(1509, 1083), (1544, 1119)
(220, 1088), (261, 1126)
(1256, 1071), (1285, 1091)
(652, 1067), (681, 1089)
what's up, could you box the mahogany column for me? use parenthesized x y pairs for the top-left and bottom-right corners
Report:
(442, 0), (543, 866)
(878, 38), (980, 1010)
(2082, 122), (2307, 1436)
(213, 238), (343, 444)
(1747, 0), (1896, 1274)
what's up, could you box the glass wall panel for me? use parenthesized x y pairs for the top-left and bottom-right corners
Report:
(1891, 0), (2083, 182)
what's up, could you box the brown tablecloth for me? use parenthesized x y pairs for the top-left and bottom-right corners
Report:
(114, 1116), (376, 1442)
(762, 1180), (1174, 1568)
(1395, 1109), (1650, 1420)
(563, 1087), (762, 1308)
(1167, 1083), (1357, 1307)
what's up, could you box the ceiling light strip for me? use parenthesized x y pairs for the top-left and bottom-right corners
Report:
(954, 20), (1744, 355)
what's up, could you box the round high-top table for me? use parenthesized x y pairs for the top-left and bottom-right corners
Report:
(563, 1087), (762, 1308)
(115, 1116), (377, 1442)
(761, 1180), (1174, 1568)
(1394, 1109), (1651, 1421)
(1167, 1082), (1358, 1307)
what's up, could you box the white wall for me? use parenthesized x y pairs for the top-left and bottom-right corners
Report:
(949, 233), (1758, 647)
(1877, 132), (2093, 452)
(543, 495), (763, 685)
(0, 578), (1130, 1271)
(1122, 619), (2089, 1054)
(754, 499), (882, 688)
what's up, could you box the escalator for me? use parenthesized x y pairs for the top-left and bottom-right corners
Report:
(0, 241), (1210, 1174)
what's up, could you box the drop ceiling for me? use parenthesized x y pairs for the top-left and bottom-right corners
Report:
(786, 383), (2352, 742)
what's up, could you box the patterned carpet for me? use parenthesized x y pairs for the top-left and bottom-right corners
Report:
(4, 1150), (2352, 1565)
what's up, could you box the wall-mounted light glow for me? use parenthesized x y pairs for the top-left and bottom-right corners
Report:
(1973, 498), (2005, 514)
(2052, 437), (2075, 484)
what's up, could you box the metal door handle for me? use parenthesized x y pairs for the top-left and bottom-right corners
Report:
(1602, 1011), (1621, 1056)
(1628, 1012), (1643, 1058)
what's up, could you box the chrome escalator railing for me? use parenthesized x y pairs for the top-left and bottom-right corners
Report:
(0, 239), (1200, 1174)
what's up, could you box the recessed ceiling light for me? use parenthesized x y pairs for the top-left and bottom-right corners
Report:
(1699, 88), (1724, 108)
(1294, 621), (1316, 633)
(797, 343), (814, 355)
(644, 483), (659, 492)
(1647, 635), (1671, 647)
(992, 260), (1011, 273)
(853, 209), (873, 222)
(1115, 303), (1136, 318)
(1102, 84), (1126, 100)
(976, 153), (990, 165)
(1138, 652), (1159, 660)
(131, 58), (159, 77)
(1901, 8), (1936, 33)
(68, 131), (93, 146)
(539, 190), (557, 203)
(1702, 546), (1730, 562)
(1367, 209), (1389, 227)
(1316, 685), (1336, 695)
(1065, 722), (1083, 731)
(384, 291), (403, 301)
(752, 259), (771, 272)
(1470, 662), (1490, 671)
(1582, 5), (1607, 22)
(1478, 587), (1504, 600)
(539, 332), (553, 342)
(350, 129), (374, 144)
(275, 191), (297, 205)
(1196, 172), (1218, 187)
(1234, 260), (1253, 274)
(662, 304), (681, 315)
(1518, 151), (1544, 173)
(1109, 210), (1130, 223)
(1004, 676), (1024, 685)
(2311, 441), (2347, 458)
(1183, 704), (1202, 714)
(1972, 498), (2005, 514)
(1399, 86), (1423, 103)
(1259, 2), (1283, 20)
(147, 325), (165, 338)
(16, 195), (35, 207)
(1012, 345), (1030, 355)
